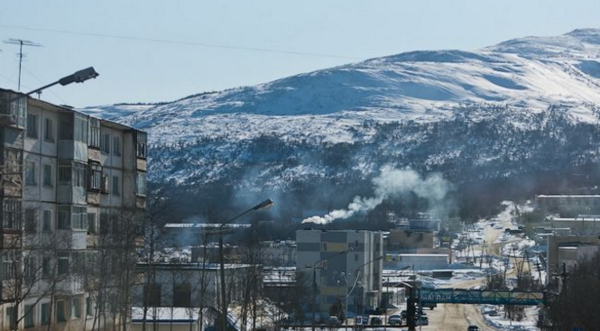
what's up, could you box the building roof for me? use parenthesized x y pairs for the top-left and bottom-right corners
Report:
(537, 195), (600, 198)
(165, 223), (251, 229)
(137, 262), (254, 271)
(551, 217), (600, 222)
(131, 307), (200, 322)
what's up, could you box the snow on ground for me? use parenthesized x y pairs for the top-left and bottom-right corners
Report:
(449, 201), (542, 330)
(481, 305), (540, 331)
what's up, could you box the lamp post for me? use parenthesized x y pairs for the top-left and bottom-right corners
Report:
(306, 248), (352, 331)
(8, 67), (99, 102)
(349, 255), (384, 323)
(217, 199), (273, 331)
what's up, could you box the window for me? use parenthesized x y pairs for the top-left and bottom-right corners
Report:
(43, 210), (52, 232)
(72, 298), (81, 319)
(354, 254), (358, 262)
(136, 172), (147, 196)
(56, 300), (66, 322)
(57, 255), (69, 275)
(58, 206), (71, 229)
(143, 283), (162, 306)
(101, 174), (109, 194)
(2, 200), (21, 230)
(6, 306), (16, 330)
(137, 132), (147, 158)
(58, 162), (71, 185)
(43, 164), (53, 187)
(89, 117), (101, 148)
(89, 163), (102, 191)
(44, 118), (54, 142)
(27, 113), (38, 138)
(86, 297), (93, 316)
(101, 133), (110, 154)
(113, 136), (121, 156)
(25, 208), (36, 234)
(41, 302), (51, 325)
(100, 213), (109, 234)
(2, 252), (17, 280)
(42, 257), (51, 278)
(9, 93), (27, 127)
(26, 161), (36, 185)
(88, 213), (97, 234)
(74, 162), (86, 188)
(112, 176), (120, 195)
(72, 207), (87, 230)
(24, 256), (36, 281)
(59, 118), (73, 140)
(173, 284), (192, 307)
(74, 115), (88, 142)
(24, 304), (35, 328)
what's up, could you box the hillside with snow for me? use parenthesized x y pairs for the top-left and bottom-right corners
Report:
(82, 29), (600, 218)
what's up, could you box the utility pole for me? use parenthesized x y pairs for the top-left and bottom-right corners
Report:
(406, 279), (416, 331)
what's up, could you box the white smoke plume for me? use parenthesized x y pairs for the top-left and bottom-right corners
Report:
(302, 167), (452, 224)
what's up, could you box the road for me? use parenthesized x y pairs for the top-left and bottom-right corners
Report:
(424, 205), (519, 331)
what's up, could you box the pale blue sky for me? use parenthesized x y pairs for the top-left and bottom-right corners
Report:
(0, 0), (599, 107)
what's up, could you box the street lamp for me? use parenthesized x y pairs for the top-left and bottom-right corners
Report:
(347, 255), (385, 323)
(306, 248), (353, 331)
(8, 67), (99, 102)
(217, 199), (273, 331)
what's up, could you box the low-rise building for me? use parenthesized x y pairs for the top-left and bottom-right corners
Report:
(536, 194), (600, 215)
(384, 253), (450, 271)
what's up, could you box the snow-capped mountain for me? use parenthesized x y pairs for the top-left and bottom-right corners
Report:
(82, 29), (600, 215)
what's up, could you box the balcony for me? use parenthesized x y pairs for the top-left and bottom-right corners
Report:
(56, 276), (85, 296)
(55, 229), (87, 250)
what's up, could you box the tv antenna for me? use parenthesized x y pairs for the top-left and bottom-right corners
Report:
(3, 38), (43, 91)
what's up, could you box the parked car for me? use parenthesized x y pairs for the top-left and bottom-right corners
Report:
(388, 315), (402, 326)
(415, 316), (429, 326)
(487, 310), (500, 317)
(355, 315), (369, 326)
(421, 302), (437, 310)
(328, 316), (341, 326)
(400, 310), (407, 319)
(370, 317), (383, 326)
(468, 325), (480, 331)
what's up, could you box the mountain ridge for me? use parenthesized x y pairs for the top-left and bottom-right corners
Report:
(81, 28), (600, 218)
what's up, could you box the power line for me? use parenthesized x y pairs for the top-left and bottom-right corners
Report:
(0, 24), (362, 60)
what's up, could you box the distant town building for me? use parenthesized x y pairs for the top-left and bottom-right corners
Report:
(386, 229), (435, 251)
(549, 216), (600, 235)
(260, 240), (296, 267)
(296, 229), (383, 316)
(546, 235), (600, 285)
(384, 253), (450, 270)
(536, 194), (600, 215)
(133, 262), (257, 329)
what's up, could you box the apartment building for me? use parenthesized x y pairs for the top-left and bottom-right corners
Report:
(0, 88), (147, 330)
(296, 229), (383, 317)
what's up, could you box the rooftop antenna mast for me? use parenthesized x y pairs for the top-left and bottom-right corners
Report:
(3, 38), (42, 91)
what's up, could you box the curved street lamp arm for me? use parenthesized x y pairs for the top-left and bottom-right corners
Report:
(220, 199), (274, 227)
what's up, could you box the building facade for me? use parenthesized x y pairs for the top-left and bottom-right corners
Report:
(0, 88), (147, 330)
(133, 262), (256, 331)
(295, 229), (383, 317)
(536, 194), (600, 215)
